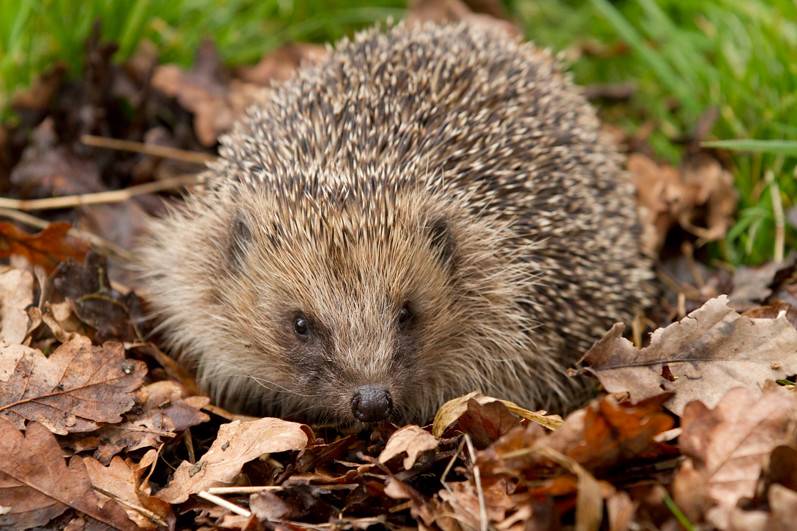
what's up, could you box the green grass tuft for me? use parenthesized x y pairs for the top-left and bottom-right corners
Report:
(0, 0), (404, 117)
(512, 0), (797, 265)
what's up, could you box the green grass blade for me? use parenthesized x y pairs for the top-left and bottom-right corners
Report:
(703, 139), (797, 156)
(589, 0), (699, 116)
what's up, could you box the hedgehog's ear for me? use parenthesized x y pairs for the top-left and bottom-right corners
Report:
(426, 217), (456, 268)
(228, 212), (253, 271)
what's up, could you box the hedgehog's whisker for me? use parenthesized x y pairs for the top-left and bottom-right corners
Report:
(247, 375), (321, 399)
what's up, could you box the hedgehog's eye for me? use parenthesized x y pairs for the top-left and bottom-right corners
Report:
(293, 314), (310, 338)
(397, 303), (414, 328)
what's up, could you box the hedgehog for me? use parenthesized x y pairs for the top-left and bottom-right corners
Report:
(138, 21), (654, 426)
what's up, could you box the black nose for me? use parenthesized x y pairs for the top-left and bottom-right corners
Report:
(351, 385), (393, 422)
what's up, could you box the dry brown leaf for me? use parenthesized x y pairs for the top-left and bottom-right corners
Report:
(628, 153), (736, 254)
(679, 155), (737, 242)
(0, 267), (33, 344)
(0, 335), (146, 434)
(433, 391), (562, 437)
(83, 456), (173, 529)
(546, 393), (674, 473)
(673, 384), (797, 528)
(582, 294), (797, 415)
(0, 222), (89, 273)
(0, 419), (135, 530)
(75, 381), (209, 463)
(156, 417), (312, 503)
(378, 425), (438, 470)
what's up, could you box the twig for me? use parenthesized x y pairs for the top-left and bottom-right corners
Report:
(766, 170), (785, 263)
(81, 134), (215, 165)
(197, 491), (252, 517)
(184, 428), (196, 464)
(207, 486), (283, 494)
(464, 434), (488, 531)
(388, 501), (412, 513)
(0, 207), (134, 261)
(0, 174), (201, 211)
(440, 437), (465, 493)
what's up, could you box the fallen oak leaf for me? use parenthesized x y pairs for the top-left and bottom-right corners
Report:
(156, 417), (313, 503)
(432, 391), (563, 437)
(0, 222), (89, 273)
(673, 384), (797, 528)
(0, 419), (135, 530)
(378, 425), (438, 470)
(0, 335), (146, 434)
(581, 294), (797, 415)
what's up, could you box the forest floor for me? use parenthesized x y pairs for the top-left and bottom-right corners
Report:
(0, 1), (796, 529)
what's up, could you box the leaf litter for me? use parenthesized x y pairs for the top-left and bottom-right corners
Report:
(0, 0), (796, 529)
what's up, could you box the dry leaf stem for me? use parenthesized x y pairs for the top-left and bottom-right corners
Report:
(81, 134), (216, 165)
(464, 434), (488, 531)
(0, 174), (200, 212)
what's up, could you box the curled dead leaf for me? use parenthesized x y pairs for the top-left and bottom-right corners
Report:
(378, 425), (438, 470)
(156, 417), (312, 503)
(433, 391), (563, 438)
(629, 153), (736, 254)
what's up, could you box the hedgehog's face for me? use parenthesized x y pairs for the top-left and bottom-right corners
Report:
(201, 185), (533, 426)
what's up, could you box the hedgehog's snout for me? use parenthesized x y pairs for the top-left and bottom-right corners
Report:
(351, 385), (393, 422)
